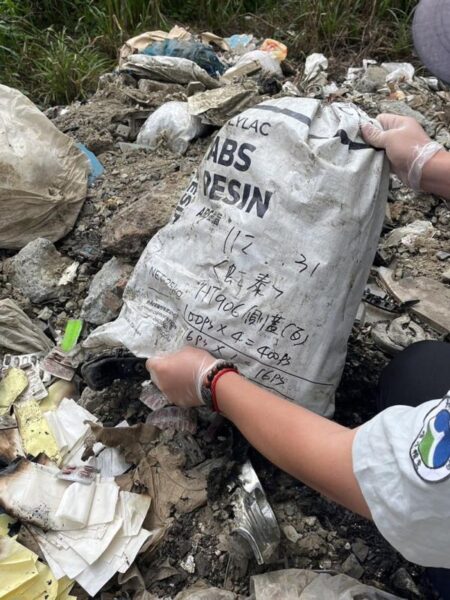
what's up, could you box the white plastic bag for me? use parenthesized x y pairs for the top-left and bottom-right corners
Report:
(87, 98), (389, 417)
(0, 85), (89, 249)
(231, 50), (282, 77)
(136, 101), (206, 154)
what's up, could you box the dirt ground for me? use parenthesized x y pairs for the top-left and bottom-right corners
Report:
(0, 53), (449, 600)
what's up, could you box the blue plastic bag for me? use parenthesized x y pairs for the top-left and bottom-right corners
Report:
(142, 40), (225, 77)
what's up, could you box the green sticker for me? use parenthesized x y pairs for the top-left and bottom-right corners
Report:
(60, 319), (83, 353)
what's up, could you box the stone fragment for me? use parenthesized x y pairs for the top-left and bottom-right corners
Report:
(283, 524), (300, 544)
(391, 567), (421, 598)
(102, 192), (178, 256)
(8, 238), (76, 303)
(378, 267), (450, 334)
(341, 553), (364, 579)
(355, 66), (388, 92)
(296, 533), (327, 558)
(379, 100), (426, 125)
(351, 539), (369, 563)
(442, 267), (450, 284)
(81, 258), (133, 324)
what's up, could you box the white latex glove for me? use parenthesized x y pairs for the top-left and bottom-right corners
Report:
(361, 114), (443, 191)
(146, 347), (219, 408)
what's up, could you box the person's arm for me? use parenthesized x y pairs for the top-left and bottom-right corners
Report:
(421, 150), (450, 199)
(361, 113), (450, 200)
(146, 347), (371, 519)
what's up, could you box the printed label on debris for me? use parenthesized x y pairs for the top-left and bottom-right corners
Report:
(86, 97), (389, 416)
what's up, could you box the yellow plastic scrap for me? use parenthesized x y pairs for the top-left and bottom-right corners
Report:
(14, 399), (60, 463)
(39, 380), (77, 413)
(0, 535), (74, 600)
(0, 514), (16, 537)
(0, 368), (28, 416)
(0, 535), (38, 598)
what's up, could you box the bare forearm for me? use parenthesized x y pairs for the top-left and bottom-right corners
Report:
(421, 151), (450, 199)
(216, 373), (371, 518)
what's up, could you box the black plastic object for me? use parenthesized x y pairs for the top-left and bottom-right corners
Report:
(80, 355), (147, 390)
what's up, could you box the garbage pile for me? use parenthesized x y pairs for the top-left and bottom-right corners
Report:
(0, 23), (449, 599)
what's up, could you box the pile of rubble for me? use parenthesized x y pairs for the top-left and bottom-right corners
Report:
(0, 24), (449, 599)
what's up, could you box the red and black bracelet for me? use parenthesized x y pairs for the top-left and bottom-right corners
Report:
(203, 361), (239, 412)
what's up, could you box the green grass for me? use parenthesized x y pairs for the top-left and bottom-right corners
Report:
(0, 0), (417, 106)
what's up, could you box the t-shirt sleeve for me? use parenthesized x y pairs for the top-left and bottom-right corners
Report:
(352, 391), (450, 568)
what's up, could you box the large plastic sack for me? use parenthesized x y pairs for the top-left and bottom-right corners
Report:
(136, 102), (207, 154)
(251, 569), (402, 599)
(121, 54), (221, 89)
(86, 97), (389, 417)
(0, 85), (89, 250)
(142, 40), (225, 77)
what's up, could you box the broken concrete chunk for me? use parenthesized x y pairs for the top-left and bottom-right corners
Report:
(379, 100), (426, 125)
(378, 267), (450, 334)
(341, 553), (364, 580)
(0, 368), (28, 416)
(8, 238), (78, 303)
(102, 192), (178, 256)
(355, 65), (388, 93)
(81, 257), (133, 325)
(371, 315), (430, 355)
(382, 220), (435, 250)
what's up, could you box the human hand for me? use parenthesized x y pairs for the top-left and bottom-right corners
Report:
(146, 346), (218, 408)
(361, 114), (443, 191)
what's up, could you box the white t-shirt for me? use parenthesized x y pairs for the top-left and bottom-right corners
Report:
(352, 391), (450, 567)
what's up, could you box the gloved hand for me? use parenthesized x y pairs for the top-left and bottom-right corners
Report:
(361, 114), (443, 191)
(146, 346), (218, 408)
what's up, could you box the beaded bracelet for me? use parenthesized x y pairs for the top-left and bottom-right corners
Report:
(203, 361), (239, 412)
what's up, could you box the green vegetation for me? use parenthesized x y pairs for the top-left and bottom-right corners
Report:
(0, 0), (417, 106)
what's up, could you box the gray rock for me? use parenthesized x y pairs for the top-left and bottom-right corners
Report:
(351, 539), (369, 563)
(283, 524), (300, 544)
(442, 266), (450, 284)
(356, 66), (388, 92)
(102, 191), (178, 256)
(391, 567), (421, 598)
(296, 533), (327, 558)
(81, 257), (132, 324)
(8, 238), (76, 303)
(341, 553), (364, 579)
(379, 100), (426, 125)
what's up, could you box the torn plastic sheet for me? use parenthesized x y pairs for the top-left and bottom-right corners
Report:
(122, 54), (221, 89)
(146, 406), (198, 434)
(0, 368), (28, 416)
(0, 534), (74, 600)
(303, 52), (328, 82)
(381, 61), (415, 84)
(119, 26), (192, 65)
(250, 568), (402, 599)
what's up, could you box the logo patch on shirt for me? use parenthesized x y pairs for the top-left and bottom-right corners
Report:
(410, 394), (450, 483)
